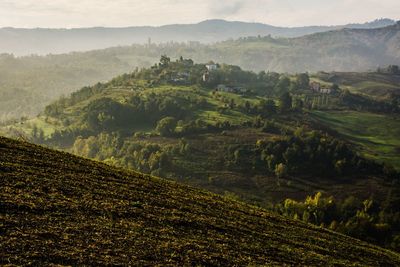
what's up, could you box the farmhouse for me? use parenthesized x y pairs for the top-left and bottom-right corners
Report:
(170, 71), (190, 84)
(320, 88), (332, 94)
(217, 84), (230, 92)
(206, 64), (218, 71)
(310, 81), (332, 94)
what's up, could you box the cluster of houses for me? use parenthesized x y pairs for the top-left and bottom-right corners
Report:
(173, 62), (333, 96)
(309, 81), (332, 94)
(170, 71), (190, 84)
(202, 63), (248, 94)
(170, 63), (218, 84)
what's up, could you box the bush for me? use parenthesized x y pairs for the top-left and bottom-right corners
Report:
(156, 117), (177, 137)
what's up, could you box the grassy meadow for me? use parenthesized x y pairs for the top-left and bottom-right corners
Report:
(311, 110), (400, 169)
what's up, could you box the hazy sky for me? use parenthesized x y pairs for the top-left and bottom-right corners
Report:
(0, 0), (399, 28)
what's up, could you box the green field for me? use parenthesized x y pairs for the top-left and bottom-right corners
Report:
(0, 116), (60, 139)
(311, 110), (400, 169)
(351, 81), (400, 97)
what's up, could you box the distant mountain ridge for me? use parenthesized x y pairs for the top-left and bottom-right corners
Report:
(0, 18), (396, 55)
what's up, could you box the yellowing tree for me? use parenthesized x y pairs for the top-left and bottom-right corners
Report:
(275, 163), (288, 178)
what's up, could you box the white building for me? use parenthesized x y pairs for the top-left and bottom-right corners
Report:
(310, 81), (331, 94)
(217, 84), (227, 91)
(320, 88), (332, 94)
(206, 64), (218, 71)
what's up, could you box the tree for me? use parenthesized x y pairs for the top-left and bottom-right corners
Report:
(295, 73), (310, 90)
(331, 83), (339, 92)
(263, 99), (277, 115)
(84, 98), (127, 131)
(275, 163), (288, 178)
(244, 101), (251, 113)
(335, 159), (347, 175)
(159, 55), (170, 68)
(274, 76), (291, 93)
(156, 117), (177, 137)
(387, 65), (399, 75)
(292, 98), (303, 110)
(279, 92), (292, 112)
(32, 125), (38, 140)
(229, 99), (235, 109)
(262, 120), (279, 134)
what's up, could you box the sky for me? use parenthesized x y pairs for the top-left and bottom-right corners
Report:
(0, 0), (399, 28)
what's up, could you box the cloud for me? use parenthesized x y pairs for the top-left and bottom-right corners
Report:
(208, 1), (245, 16)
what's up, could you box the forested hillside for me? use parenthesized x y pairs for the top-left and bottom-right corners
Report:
(0, 18), (395, 55)
(0, 52), (134, 121)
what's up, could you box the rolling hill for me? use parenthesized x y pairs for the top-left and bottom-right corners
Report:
(314, 71), (400, 100)
(310, 110), (400, 170)
(1, 135), (400, 265)
(0, 18), (395, 56)
(211, 21), (400, 72)
(3, 58), (398, 206)
(2, 57), (400, 250)
(1, 22), (400, 121)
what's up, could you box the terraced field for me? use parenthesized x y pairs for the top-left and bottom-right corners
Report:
(1, 136), (400, 266)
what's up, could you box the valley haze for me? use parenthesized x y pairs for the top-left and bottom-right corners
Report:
(0, 18), (397, 55)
